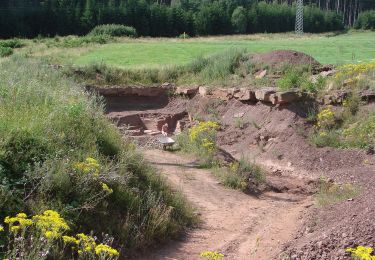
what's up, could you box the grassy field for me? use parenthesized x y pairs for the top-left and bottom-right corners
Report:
(70, 31), (375, 68)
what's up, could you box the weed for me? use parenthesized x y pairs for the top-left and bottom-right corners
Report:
(310, 130), (341, 148)
(251, 121), (262, 130)
(212, 158), (266, 192)
(316, 178), (360, 206)
(234, 118), (245, 129)
(200, 251), (224, 260)
(0, 47), (13, 57)
(0, 39), (24, 49)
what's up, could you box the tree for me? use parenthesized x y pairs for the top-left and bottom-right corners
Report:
(231, 6), (247, 33)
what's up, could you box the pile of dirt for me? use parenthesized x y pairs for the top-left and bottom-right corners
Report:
(284, 180), (375, 259)
(250, 50), (321, 70)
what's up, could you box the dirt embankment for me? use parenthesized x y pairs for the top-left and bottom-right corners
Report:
(96, 82), (375, 259)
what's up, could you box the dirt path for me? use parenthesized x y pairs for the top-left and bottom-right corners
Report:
(139, 150), (312, 260)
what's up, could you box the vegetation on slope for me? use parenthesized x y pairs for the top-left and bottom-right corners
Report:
(0, 56), (195, 257)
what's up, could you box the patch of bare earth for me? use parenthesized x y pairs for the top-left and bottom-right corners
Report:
(137, 150), (312, 260)
(96, 82), (375, 259)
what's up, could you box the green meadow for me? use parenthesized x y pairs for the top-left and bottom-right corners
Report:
(72, 31), (375, 68)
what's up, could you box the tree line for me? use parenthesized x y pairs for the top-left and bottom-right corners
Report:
(0, 0), (374, 39)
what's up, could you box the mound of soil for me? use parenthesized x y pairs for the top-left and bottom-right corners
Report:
(250, 50), (321, 69)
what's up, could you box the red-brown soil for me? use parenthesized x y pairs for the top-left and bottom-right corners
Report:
(250, 50), (321, 70)
(103, 90), (375, 259)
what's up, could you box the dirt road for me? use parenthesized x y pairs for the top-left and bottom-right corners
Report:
(140, 150), (312, 260)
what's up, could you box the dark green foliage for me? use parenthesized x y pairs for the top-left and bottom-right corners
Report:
(355, 10), (375, 30)
(0, 39), (23, 48)
(0, 0), (350, 39)
(231, 6), (247, 33)
(0, 47), (13, 57)
(89, 24), (137, 37)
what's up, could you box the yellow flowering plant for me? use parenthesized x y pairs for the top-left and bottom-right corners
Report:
(316, 106), (335, 129)
(74, 157), (100, 177)
(332, 60), (375, 90)
(188, 121), (220, 160)
(200, 250), (225, 260)
(1, 210), (120, 260)
(346, 246), (375, 260)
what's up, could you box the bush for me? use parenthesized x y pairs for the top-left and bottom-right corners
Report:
(0, 57), (194, 255)
(89, 24), (137, 37)
(212, 158), (266, 192)
(0, 39), (23, 49)
(176, 121), (220, 167)
(355, 10), (375, 30)
(0, 47), (13, 57)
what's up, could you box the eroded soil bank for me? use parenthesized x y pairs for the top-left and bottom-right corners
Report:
(95, 85), (375, 259)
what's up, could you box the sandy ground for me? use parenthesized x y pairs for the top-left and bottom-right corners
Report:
(138, 150), (312, 260)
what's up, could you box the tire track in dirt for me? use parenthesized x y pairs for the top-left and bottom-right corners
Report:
(138, 150), (312, 260)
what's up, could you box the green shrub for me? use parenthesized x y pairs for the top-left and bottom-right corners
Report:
(89, 24), (137, 37)
(355, 10), (375, 30)
(0, 47), (13, 57)
(176, 121), (220, 167)
(0, 39), (23, 49)
(342, 113), (375, 149)
(276, 69), (302, 90)
(213, 158), (266, 192)
(310, 130), (341, 148)
(0, 57), (194, 255)
(44, 35), (113, 48)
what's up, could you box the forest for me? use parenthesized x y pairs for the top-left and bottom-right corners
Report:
(0, 0), (374, 38)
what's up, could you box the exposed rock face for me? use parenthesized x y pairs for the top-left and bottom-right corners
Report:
(270, 91), (301, 105)
(175, 86), (199, 96)
(233, 88), (256, 101)
(322, 91), (349, 105)
(255, 88), (277, 102)
(211, 88), (233, 100)
(86, 83), (175, 97)
(199, 86), (208, 96)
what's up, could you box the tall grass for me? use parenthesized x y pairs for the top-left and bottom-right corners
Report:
(0, 56), (195, 256)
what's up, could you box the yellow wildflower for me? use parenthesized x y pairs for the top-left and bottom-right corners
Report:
(33, 210), (69, 239)
(63, 235), (79, 245)
(101, 182), (113, 194)
(95, 243), (120, 257)
(10, 226), (20, 233)
(74, 157), (100, 176)
(200, 250), (225, 260)
(4, 213), (32, 228)
(0, 225), (4, 232)
(77, 233), (97, 252)
(346, 246), (375, 260)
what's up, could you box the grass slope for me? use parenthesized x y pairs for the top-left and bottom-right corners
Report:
(0, 56), (194, 257)
(73, 31), (375, 68)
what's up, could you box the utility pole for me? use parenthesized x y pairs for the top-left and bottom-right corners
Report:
(295, 0), (304, 34)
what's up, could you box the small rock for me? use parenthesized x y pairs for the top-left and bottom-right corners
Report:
(255, 69), (267, 79)
(233, 112), (245, 118)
